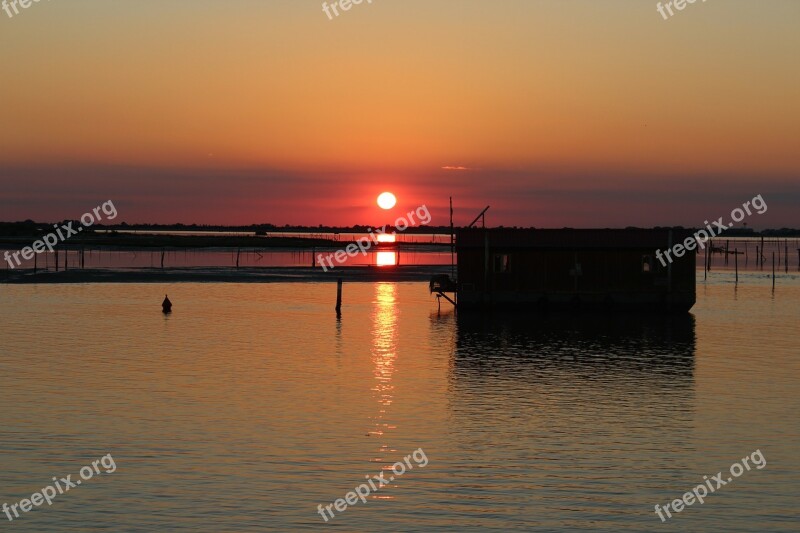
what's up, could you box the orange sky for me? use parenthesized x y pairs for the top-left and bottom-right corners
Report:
(0, 1), (798, 227)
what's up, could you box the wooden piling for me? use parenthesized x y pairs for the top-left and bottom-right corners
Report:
(725, 240), (729, 265)
(335, 278), (343, 314)
(236, 248), (240, 269)
(707, 239), (712, 272)
(735, 248), (738, 285)
(703, 244), (707, 281)
(772, 252), (776, 289)
(760, 236), (764, 268)
(161, 249), (165, 269)
(785, 240), (789, 273)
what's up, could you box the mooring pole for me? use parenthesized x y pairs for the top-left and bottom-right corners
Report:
(335, 278), (343, 315)
(667, 230), (673, 293)
(772, 252), (776, 289)
(735, 248), (738, 285)
(785, 240), (789, 273)
(707, 239), (712, 272)
(703, 244), (707, 281)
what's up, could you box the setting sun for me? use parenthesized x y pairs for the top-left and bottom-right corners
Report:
(377, 192), (397, 210)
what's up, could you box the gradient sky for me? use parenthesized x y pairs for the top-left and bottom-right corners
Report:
(0, 0), (798, 227)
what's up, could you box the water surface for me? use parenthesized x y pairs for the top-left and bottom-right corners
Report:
(0, 273), (798, 531)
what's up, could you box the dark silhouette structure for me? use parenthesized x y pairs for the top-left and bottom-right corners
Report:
(454, 228), (696, 312)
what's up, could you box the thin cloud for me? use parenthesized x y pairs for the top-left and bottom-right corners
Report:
(441, 166), (471, 171)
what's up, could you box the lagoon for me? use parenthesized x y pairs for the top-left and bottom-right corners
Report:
(0, 274), (798, 531)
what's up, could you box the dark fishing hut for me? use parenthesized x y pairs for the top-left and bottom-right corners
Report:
(452, 228), (696, 312)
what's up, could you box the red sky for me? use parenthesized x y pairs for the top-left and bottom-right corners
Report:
(1, 1), (798, 228)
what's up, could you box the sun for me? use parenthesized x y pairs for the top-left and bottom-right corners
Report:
(377, 192), (397, 210)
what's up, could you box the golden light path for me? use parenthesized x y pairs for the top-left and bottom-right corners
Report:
(376, 251), (397, 267)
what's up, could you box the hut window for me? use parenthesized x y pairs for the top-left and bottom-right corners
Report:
(642, 255), (654, 272)
(493, 254), (509, 272)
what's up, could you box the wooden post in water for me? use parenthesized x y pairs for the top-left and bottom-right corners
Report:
(735, 248), (738, 285)
(161, 249), (165, 269)
(772, 252), (776, 289)
(785, 240), (789, 273)
(311, 247), (315, 268)
(709, 238), (713, 272)
(335, 278), (343, 315)
(760, 235), (764, 268)
(725, 240), (729, 265)
(236, 248), (240, 269)
(703, 244), (707, 281)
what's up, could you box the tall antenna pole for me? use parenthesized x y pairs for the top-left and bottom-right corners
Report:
(467, 206), (490, 229)
(450, 196), (455, 279)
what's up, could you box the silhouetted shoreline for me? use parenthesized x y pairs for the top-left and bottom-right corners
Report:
(0, 266), (453, 284)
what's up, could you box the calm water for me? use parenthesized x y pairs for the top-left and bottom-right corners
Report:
(1, 272), (798, 531)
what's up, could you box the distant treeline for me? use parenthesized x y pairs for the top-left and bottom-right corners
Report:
(1, 221), (798, 238)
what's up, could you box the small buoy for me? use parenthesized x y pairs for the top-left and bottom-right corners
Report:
(162, 294), (172, 314)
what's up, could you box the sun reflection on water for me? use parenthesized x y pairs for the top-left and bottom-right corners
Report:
(368, 283), (399, 498)
(376, 251), (397, 266)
